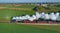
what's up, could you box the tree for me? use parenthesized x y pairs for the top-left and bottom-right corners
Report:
(32, 6), (38, 12)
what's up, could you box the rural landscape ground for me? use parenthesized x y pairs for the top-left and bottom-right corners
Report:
(0, 23), (60, 33)
(0, 4), (60, 33)
(0, 4), (60, 22)
(0, 4), (36, 22)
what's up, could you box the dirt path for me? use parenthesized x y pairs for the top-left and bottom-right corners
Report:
(0, 7), (31, 10)
(17, 23), (60, 25)
(8, 8), (31, 10)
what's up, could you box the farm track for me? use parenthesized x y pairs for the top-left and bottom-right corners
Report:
(0, 7), (31, 10)
(9, 8), (31, 10)
(17, 23), (60, 25)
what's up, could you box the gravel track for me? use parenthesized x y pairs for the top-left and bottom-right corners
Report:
(17, 23), (60, 25)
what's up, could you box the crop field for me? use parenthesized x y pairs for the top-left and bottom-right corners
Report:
(0, 23), (59, 33)
(0, 4), (60, 33)
(0, 4), (36, 22)
(0, 4), (60, 22)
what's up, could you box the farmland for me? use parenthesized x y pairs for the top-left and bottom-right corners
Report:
(0, 4), (60, 33)
(0, 4), (36, 22)
(0, 4), (60, 22)
(0, 23), (60, 33)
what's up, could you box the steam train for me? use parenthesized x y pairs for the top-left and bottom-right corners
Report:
(11, 12), (60, 23)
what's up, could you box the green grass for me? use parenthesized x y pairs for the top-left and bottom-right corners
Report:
(0, 9), (35, 22)
(38, 5), (60, 13)
(0, 23), (60, 33)
(0, 4), (60, 22)
(0, 10), (35, 18)
(0, 4), (36, 22)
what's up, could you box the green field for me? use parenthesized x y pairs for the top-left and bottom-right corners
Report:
(0, 4), (60, 22)
(0, 23), (60, 33)
(0, 4), (36, 22)
(0, 4), (60, 33)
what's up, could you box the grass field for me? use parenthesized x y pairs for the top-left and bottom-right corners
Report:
(0, 4), (60, 33)
(0, 23), (60, 33)
(0, 4), (36, 22)
(0, 4), (60, 22)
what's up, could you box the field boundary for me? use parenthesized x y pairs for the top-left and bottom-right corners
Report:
(17, 23), (60, 25)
